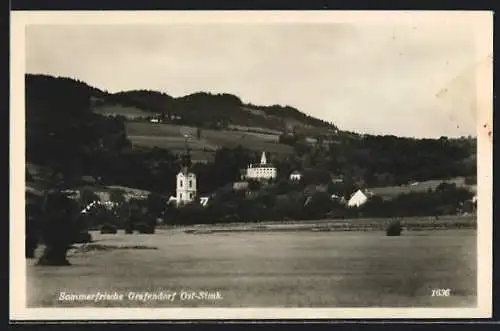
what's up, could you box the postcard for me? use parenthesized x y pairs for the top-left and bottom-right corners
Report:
(10, 10), (492, 320)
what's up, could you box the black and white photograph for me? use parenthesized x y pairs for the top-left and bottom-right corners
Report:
(10, 11), (492, 320)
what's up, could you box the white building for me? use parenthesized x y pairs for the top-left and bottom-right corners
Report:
(289, 170), (302, 181)
(347, 189), (369, 207)
(176, 168), (197, 205)
(244, 152), (277, 180)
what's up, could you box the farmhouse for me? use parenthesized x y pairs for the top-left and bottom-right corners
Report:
(289, 170), (302, 181)
(243, 151), (277, 181)
(347, 189), (369, 207)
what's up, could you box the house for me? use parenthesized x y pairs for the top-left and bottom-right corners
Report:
(331, 176), (344, 183)
(347, 189), (369, 207)
(289, 170), (302, 181)
(242, 151), (277, 181)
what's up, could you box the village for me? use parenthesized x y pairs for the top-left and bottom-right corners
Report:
(27, 140), (477, 227)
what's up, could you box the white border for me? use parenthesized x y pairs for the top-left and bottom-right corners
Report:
(10, 10), (493, 320)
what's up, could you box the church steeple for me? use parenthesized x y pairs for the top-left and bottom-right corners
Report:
(181, 134), (192, 172)
(176, 134), (197, 206)
(260, 151), (267, 165)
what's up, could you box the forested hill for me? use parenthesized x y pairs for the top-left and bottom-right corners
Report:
(26, 74), (336, 133)
(25, 73), (476, 194)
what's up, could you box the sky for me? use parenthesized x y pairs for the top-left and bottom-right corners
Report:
(25, 20), (481, 138)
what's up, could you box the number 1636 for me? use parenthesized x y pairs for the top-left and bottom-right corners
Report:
(431, 288), (451, 297)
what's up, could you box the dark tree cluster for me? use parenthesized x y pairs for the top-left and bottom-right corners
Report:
(162, 180), (475, 226)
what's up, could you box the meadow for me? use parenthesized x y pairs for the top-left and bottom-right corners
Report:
(27, 227), (476, 308)
(125, 122), (293, 161)
(93, 104), (158, 119)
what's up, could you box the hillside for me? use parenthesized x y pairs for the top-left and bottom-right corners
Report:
(25, 74), (336, 161)
(26, 74), (336, 135)
(25, 73), (477, 194)
(125, 122), (293, 162)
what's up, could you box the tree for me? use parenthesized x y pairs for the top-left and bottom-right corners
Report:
(26, 75), (130, 186)
(37, 191), (83, 266)
(26, 198), (42, 258)
(79, 189), (100, 207)
(386, 220), (402, 236)
(302, 191), (333, 220)
(301, 168), (331, 186)
(109, 189), (126, 204)
(146, 193), (167, 219)
(247, 179), (261, 191)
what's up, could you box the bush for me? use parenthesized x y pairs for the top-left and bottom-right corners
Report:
(386, 220), (402, 236)
(135, 223), (155, 234)
(100, 223), (117, 234)
(73, 232), (93, 243)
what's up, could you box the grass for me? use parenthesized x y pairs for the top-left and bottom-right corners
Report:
(125, 122), (293, 160)
(169, 215), (477, 232)
(27, 228), (476, 308)
(94, 104), (159, 119)
(368, 178), (477, 199)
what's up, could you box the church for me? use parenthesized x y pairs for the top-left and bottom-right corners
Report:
(243, 151), (277, 181)
(174, 136), (198, 206)
(176, 168), (197, 205)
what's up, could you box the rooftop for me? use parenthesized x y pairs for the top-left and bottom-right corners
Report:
(248, 163), (276, 168)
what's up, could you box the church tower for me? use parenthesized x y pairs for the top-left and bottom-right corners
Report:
(260, 151), (267, 165)
(176, 135), (197, 205)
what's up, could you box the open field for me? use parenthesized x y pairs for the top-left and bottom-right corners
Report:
(368, 178), (477, 199)
(172, 215), (477, 233)
(93, 104), (160, 119)
(227, 124), (282, 136)
(125, 122), (293, 159)
(27, 228), (476, 308)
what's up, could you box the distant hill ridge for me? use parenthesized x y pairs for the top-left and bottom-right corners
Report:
(26, 74), (336, 133)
